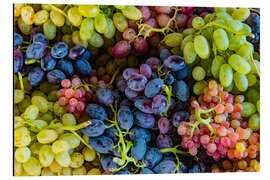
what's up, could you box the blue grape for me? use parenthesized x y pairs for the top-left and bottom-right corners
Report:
(120, 99), (133, 108)
(117, 106), (134, 130)
(246, 12), (260, 33)
(117, 80), (127, 93)
(111, 146), (122, 158)
(172, 111), (189, 127)
(85, 104), (107, 121)
(116, 170), (131, 175)
(26, 42), (47, 59)
(129, 127), (151, 142)
(40, 53), (56, 71)
(146, 57), (161, 72)
(158, 117), (170, 134)
(112, 89), (122, 102)
(134, 111), (155, 129)
(152, 95), (168, 115)
(144, 78), (164, 98)
(160, 49), (172, 61)
(74, 59), (92, 76)
(131, 138), (147, 160)
(14, 32), (23, 47)
(173, 80), (190, 102)
(175, 66), (192, 80)
(153, 159), (176, 174)
(79, 49), (91, 61)
(127, 73), (147, 92)
(140, 168), (154, 174)
(178, 163), (187, 173)
(46, 69), (66, 84)
(101, 155), (119, 173)
(104, 126), (118, 139)
(164, 55), (185, 72)
(156, 134), (173, 149)
(56, 58), (74, 77)
(81, 119), (105, 137)
(68, 45), (91, 60)
(164, 74), (175, 85)
(125, 87), (139, 100)
(134, 97), (153, 114)
(28, 67), (45, 86)
(88, 136), (114, 154)
(51, 42), (68, 59)
(188, 165), (199, 173)
(32, 33), (49, 46)
(142, 147), (163, 168)
(14, 49), (24, 73)
(96, 86), (114, 106)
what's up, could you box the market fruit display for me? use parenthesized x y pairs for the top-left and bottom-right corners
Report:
(13, 4), (260, 176)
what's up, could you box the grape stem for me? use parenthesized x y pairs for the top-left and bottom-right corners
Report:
(109, 67), (121, 85)
(25, 59), (40, 65)
(18, 72), (24, 91)
(250, 8), (260, 15)
(162, 85), (173, 117)
(48, 4), (68, 18)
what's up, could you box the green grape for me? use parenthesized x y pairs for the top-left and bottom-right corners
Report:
(14, 159), (23, 176)
(200, 58), (212, 77)
(14, 116), (23, 129)
(204, 14), (215, 23)
(59, 167), (72, 175)
(50, 10), (65, 27)
(181, 34), (193, 51)
(104, 18), (116, 39)
(248, 114), (260, 131)
(32, 91), (47, 99)
(114, 5), (125, 9)
(211, 56), (225, 78)
(30, 142), (42, 157)
(193, 80), (208, 95)
(216, 12), (233, 21)
(171, 46), (182, 56)
(249, 59), (260, 75)
(87, 168), (101, 175)
(34, 10), (49, 25)
(88, 31), (104, 48)
(39, 81), (59, 93)
(121, 6), (142, 20)
(15, 126), (31, 147)
(82, 147), (96, 162)
(246, 89), (260, 105)
(241, 23), (252, 33)
(94, 13), (108, 34)
(234, 72), (248, 92)
(192, 66), (206, 81)
(18, 95), (31, 113)
(219, 64), (233, 87)
(194, 35), (210, 59)
(247, 73), (257, 87)
(257, 100), (260, 114)
(201, 27), (214, 42)
(237, 43), (253, 60)
(39, 145), (54, 167)
(14, 4), (24, 17)
(164, 33), (183, 47)
(41, 4), (51, 11)
(224, 81), (234, 92)
(30, 120), (48, 132)
(62, 34), (73, 47)
(37, 129), (58, 144)
(59, 133), (80, 149)
(49, 160), (62, 173)
(183, 41), (197, 64)
(61, 24), (72, 34)
(22, 105), (39, 120)
(113, 12), (128, 32)
(72, 30), (88, 48)
(241, 102), (256, 117)
(227, 20), (243, 32)
(72, 166), (87, 175)
(232, 8), (250, 21)
(31, 96), (49, 113)
(228, 54), (251, 74)
(226, 7), (237, 14)
(52, 140), (70, 154)
(70, 152), (84, 168)
(54, 102), (66, 117)
(41, 167), (56, 176)
(43, 20), (56, 40)
(15, 147), (31, 163)
(18, 17), (32, 35)
(21, 6), (35, 25)
(79, 18), (94, 40)
(48, 90), (58, 102)
(214, 7), (226, 12)
(214, 19), (226, 25)
(213, 28), (229, 51)
(62, 113), (76, 126)
(55, 152), (71, 167)
(40, 111), (54, 122)
(68, 7), (82, 27)
(182, 28), (195, 36)
(48, 101), (54, 112)
(78, 5), (100, 17)
(229, 35), (246, 51)
(23, 157), (41, 176)
(14, 89), (24, 104)
(192, 17), (205, 29)
(14, 105), (20, 116)
(55, 122), (65, 135)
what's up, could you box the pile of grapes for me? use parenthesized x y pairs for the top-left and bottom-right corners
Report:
(13, 4), (260, 176)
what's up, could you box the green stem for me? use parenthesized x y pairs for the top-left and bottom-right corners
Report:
(25, 59), (40, 65)
(162, 85), (173, 117)
(18, 72), (24, 91)
(71, 130), (92, 149)
(48, 4), (68, 17)
(109, 67), (120, 85)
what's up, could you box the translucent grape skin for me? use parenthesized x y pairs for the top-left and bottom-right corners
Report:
(88, 136), (114, 154)
(85, 104), (107, 120)
(131, 138), (147, 160)
(142, 147), (163, 168)
(134, 111), (155, 129)
(81, 119), (105, 137)
(117, 106), (134, 129)
(144, 78), (164, 98)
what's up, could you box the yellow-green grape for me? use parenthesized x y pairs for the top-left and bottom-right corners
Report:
(14, 116), (23, 129)
(30, 120), (48, 132)
(228, 54), (251, 74)
(211, 56), (225, 78)
(183, 41), (197, 64)
(94, 13), (108, 34)
(54, 122), (65, 135)
(241, 102), (256, 117)
(87, 168), (101, 175)
(226, 7), (237, 14)
(62, 113), (76, 126)
(194, 35), (210, 59)
(232, 8), (250, 21)
(37, 129), (58, 144)
(193, 80), (208, 96)
(229, 35), (246, 51)
(192, 66), (206, 81)
(32, 90), (47, 99)
(104, 18), (116, 39)
(224, 81), (234, 92)
(204, 14), (215, 23)
(213, 28), (229, 50)
(70, 152), (84, 168)
(31, 96), (48, 113)
(219, 64), (233, 87)
(55, 152), (71, 167)
(68, 7), (82, 27)
(214, 7), (226, 12)
(78, 5), (100, 17)
(18, 17), (32, 35)
(227, 20), (243, 32)
(14, 105), (20, 116)
(39, 145), (54, 167)
(43, 20), (56, 40)
(181, 34), (193, 51)
(23, 157), (41, 176)
(30, 142), (42, 157)
(54, 102), (66, 117)
(59, 167), (72, 176)
(21, 6), (35, 25)
(216, 12), (232, 21)
(113, 12), (128, 32)
(237, 43), (253, 60)
(247, 73), (257, 87)
(40, 111), (54, 122)
(52, 140), (70, 154)
(249, 114), (260, 131)
(88, 31), (104, 48)
(15, 147), (31, 163)
(171, 46), (181, 56)
(50, 10), (65, 27)
(22, 77), (32, 91)
(241, 23), (252, 33)
(14, 4), (24, 17)
(22, 105), (39, 120)
(164, 33), (183, 47)
(72, 30), (88, 48)
(18, 95), (31, 113)
(192, 17), (205, 29)
(49, 160), (62, 173)
(41, 4), (51, 11)
(249, 59), (260, 75)
(62, 34), (73, 47)
(121, 6), (142, 20)
(41, 167), (56, 176)
(114, 5), (125, 9)
(48, 90), (58, 102)
(182, 28), (195, 36)
(80, 18), (94, 40)
(82, 147), (96, 162)
(14, 89), (24, 104)
(257, 100), (260, 114)
(234, 72), (248, 92)
(14, 159), (23, 176)
(59, 133), (80, 149)
(33, 10), (49, 25)
(72, 166), (87, 175)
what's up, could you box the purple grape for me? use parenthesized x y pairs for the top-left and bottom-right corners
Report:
(146, 57), (161, 72)
(164, 55), (185, 72)
(32, 33), (49, 46)
(85, 104), (107, 121)
(140, 64), (152, 79)
(30, 27), (43, 38)
(164, 73), (175, 85)
(101, 155), (119, 173)
(173, 80), (190, 102)
(74, 59), (92, 76)
(28, 67), (45, 86)
(96, 86), (114, 106)
(246, 12), (260, 33)
(68, 45), (86, 60)
(156, 134), (173, 149)
(158, 117), (170, 134)
(117, 106), (134, 129)
(116, 170), (131, 175)
(88, 136), (114, 154)
(14, 49), (24, 73)
(144, 78), (164, 98)
(112, 40), (131, 58)
(14, 32), (23, 47)
(142, 147), (163, 168)
(134, 111), (155, 129)
(51, 42), (68, 59)
(112, 89), (122, 102)
(152, 95), (168, 115)
(120, 99), (133, 108)
(176, 14), (188, 28)
(125, 87), (140, 100)
(134, 97), (153, 114)
(117, 80), (128, 92)
(127, 73), (147, 92)
(123, 68), (139, 80)
(140, 168), (154, 174)
(129, 127), (151, 142)
(56, 58), (74, 77)
(40, 53), (56, 71)
(46, 69), (66, 84)
(26, 42), (47, 59)
(153, 159), (176, 174)
(172, 111), (189, 127)
(138, 6), (151, 21)
(104, 126), (118, 139)
(131, 138), (147, 160)
(20, 65), (33, 77)
(160, 49), (172, 61)
(81, 119), (105, 137)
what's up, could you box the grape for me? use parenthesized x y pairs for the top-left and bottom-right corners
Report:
(153, 159), (176, 174)
(47, 69), (66, 84)
(15, 147), (31, 163)
(234, 72), (248, 92)
(100, 155), (119, 173)
(116, 170), (131, 175)
(192, 66), (206, 81)
(117, 106), (133, 129)
(153, 6), (171, 14)
(164, 33), (183, 47)
(68, 7), (82, 27)
(131, 138), (147, 160)
(227, 20), (243, 32)
(156, 14), (171, 28)
(68, 46), (86, 60)
(14, 127), (31, 147)
(33, 33), (49, 46)
(144, 78), (164, 98)
(247, 89), (260, 105)
(173, 80), (190, 102)
(194, 35), (210, 59)
(21, 104), (39, 120)
(219, 64), (233, 87)
(248, 114), (260, 131)
(129, 127), (151, 142)
(140, 168), (154, 174)
(18, 17), (32, 35)
(156, 134), (173, 149)
(88, 136), (114, 154)
(14, 32), (23, 47)
(85, 104), (107, 120)
(94, 13), (108, 34)
(81, 119), (105, 137)
(21, 6), (35, 25)
(172, 111), (189, 127)
(104, 18), (116, 39)
(232, 8), (250, 21)
(122, 6), (142, 20)
(39, 145), (54, 167)
(176, 66), (191, 80)
(164, 55), (185, 72)
(14, 49), (24, 73)
(37, 129), (58, 144)
(112, 40), (131, 58)
(96, 86), (114, 106)
(40, 53), (56, 71)
(139, 6), (151, 21)
(26, 42), (47, 59)
(183, 41), (197, 64)
(134, 111), (155, 129)
(55, 152), (71, 167)
(70, 152), (84, 168)
(124, 87), (139, 99)
(113, 12), (128, 32)
(211, 56), (225, 78)
(56, 59), (74, 77)
(49, 10), (65, 27)
(146, 57), (161, 72)
(23, 157), (41, 176)
(192, 16), (205, 29)
(158, 117), (170, 134)
(246, 12), (260, 33)
(74, 59), (92, 76)
(134, 37), (149, 55)
(78, 18), (94, 41)
(127, 73), (147, 92)
(139, 64), (152, 79)
(82, 147), (96, 162)
(51, 42), (68, 59)
(213, 28), (229, 50)
(123, 68), (139, 80)
(152, 95), (168, 115)
(193, 80), (208, 95)
(78, 5), (100, 17)
(43, 20), (56, 40)
(228, 54), (251, 74)
(122, 28), (136, 42)
(59, 133), (80, 149)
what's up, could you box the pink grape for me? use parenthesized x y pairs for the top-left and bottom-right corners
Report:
(65, 88), (74, 98)
(71, 77), (82, 87)
(207, 143), (217, 153)
(140, 64), (152, 79)
(134, 37), (149, 55)
(176, 14), (188, 28)
(220, 137), (231, 147)
(112, 40), (131, 58)
(200, 135), (210, 144)
(69, 98), (78, 107)
(58, 97), (68, 106)
(76, 101), (85, 112)
(61, 79), (71, 88)
(123, 28), (136, 42)
(156, 14), (171, 28)
(138, 6), (151, 21)
(153, 6), (171, 14)
(217, 126), (227, 136)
